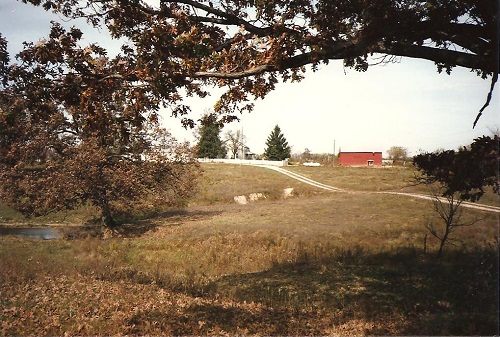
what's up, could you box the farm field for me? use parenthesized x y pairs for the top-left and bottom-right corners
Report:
(0, 163), (499, 335)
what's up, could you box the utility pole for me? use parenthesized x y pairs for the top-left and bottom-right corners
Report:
(333, 139), (336, 164)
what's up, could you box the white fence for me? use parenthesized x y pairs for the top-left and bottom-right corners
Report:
(198, 158), (289, 167)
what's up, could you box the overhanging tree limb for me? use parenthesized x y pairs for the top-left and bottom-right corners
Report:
(374, 43), (495, 73)
(9, 0), (500, 124)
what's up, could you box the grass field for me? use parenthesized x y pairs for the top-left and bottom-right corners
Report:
(285, 165), (500, 206)
(0, 163), (498, 335)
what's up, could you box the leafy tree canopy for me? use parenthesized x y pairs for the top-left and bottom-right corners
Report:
(0, 24), (200, 228)
(9, 0), (499, 126)
(264, 125), (291, 161)
(413, 135), (500, 202)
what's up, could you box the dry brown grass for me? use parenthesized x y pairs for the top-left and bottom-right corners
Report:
(0, 163), (499, 335)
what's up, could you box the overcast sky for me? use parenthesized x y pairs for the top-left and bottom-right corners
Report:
(1, 1), (498, 157)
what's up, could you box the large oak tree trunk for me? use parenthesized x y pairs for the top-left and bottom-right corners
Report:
(101, 202), (117, 228)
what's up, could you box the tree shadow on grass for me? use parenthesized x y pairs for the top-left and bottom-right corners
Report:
(62, 221), (157, 239)
(64, 209), (222, 239)
(125, 294), (327, 335)
(207, 247), (499, 336)
(83, 245), (497, 335)
(145, 208), (223, 224)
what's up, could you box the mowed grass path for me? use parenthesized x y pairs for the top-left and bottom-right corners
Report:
(0, 163), (498, 335)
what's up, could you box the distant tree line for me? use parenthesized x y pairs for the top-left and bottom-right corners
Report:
(196, 122), (291, 161)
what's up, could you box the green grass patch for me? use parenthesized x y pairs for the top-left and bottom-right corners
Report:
(190, 163), (321, 205)
(286, 165), (427, 192)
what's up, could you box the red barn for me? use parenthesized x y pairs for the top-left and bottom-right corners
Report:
(338, 152), (383, 166)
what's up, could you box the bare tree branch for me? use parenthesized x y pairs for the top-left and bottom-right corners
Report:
(474, 72), (498, 128)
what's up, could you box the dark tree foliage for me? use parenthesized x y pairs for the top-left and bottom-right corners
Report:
(0, 24), (200, 228)
(413, 135), (500, 202)
(0, 35), (8, 84)
(196, 114), (227, 158)
(264, 125), (291, 161)
(15, 0), (500, 125)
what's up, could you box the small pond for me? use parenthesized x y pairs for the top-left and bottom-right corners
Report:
(0, 227), (63, 239)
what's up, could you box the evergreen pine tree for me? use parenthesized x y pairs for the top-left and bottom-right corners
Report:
(264, 125), (291, 161)
(196, 115), (227, 158)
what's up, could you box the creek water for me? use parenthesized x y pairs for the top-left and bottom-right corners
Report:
(0, 227), (63, 239)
